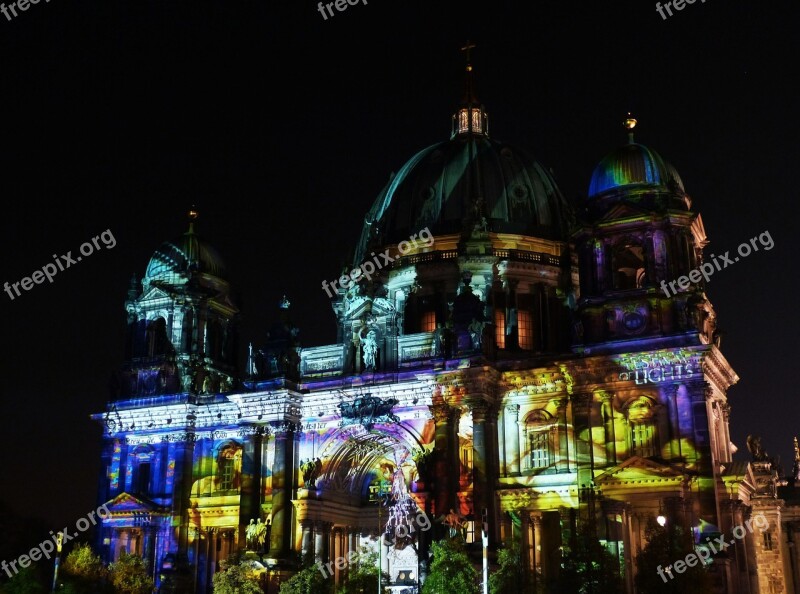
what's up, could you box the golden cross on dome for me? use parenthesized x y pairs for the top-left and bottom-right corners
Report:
(461, 40), (476, 71)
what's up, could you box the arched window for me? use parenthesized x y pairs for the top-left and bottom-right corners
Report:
(524, 410), (555, 471)
(146, 317), (170, 357)
(626, 397), (658, 458)
(131, 446), (154, 496)
(611, 241), (646, 290)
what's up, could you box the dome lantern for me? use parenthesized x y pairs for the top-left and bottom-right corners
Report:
(451, 40), (488, 138)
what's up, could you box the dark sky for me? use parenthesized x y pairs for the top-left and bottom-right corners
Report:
(1, 0), (797, 529)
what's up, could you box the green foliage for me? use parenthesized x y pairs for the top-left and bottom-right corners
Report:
(421, 537), (479, 594)
(108, 553), (154, 594)
(488, 541), (524, 594)
(635, 517), (710, 594)
(60, 543), (110, 593)
(338, 548), (380, 594)
(557, 523), (623, 594)
(278, 563), (330, 594)
(212, 563), (263, 594)
(0, 565), (48, 594)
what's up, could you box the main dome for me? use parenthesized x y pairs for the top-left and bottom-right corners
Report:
(356, 134), (573, 258)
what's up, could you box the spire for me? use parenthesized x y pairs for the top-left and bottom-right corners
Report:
(461, 40), (478, 105)
(793, 437), (800, 480)
(452, 41), (488, 138)
(624, 113), (637, 144)
(187, 205), (199, 234)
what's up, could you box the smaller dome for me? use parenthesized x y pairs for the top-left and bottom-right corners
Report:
(145, 227), (227, 284)
(588, 142), (684, 198)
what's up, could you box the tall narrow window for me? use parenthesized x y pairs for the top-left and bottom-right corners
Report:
(612, 242), (646, 290)
(518, 310), (533, 350)
(630, 423), (655, 458)
(219, 457), (235, 491)
(494, 310), (506, 348)
(530, 430), (551, 469)
(626, 397), (657, 459)
(764, 532), (773, 551)
(136, 462), (151, 495)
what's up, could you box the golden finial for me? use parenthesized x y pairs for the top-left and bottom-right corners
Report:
(624, 113), (637, 144)
(187, 205), (199, 233)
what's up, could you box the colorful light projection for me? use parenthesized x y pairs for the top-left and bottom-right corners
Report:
(615, 349), (702, 384)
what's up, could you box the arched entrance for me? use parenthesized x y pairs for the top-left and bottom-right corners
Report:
(293, 424), (432, 591)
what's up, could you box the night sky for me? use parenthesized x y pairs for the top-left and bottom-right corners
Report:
(1, 0), (797, 531)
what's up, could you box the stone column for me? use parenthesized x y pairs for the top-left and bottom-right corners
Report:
(505, 404), (521, 476)
(663, 384), (681, 462)
(300, 520), (313, 563)
(720, 402), (732, 464)
(332, 527), (343, 584)
(314, 521), (326, 564)
(555, 398), (570, 472)
(430, 402), (454, 516)
(600, 391), (616, 467)
(239, 426), (266, 541)
(470, 401), (489, 529)
(269, 422), (297, 557)
(348, 528), (357, 559)
(531, 513), (542, 585)
(171, 427), (197, 557)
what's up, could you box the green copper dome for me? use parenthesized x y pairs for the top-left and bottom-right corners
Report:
(145, 225), (227, 285)
(588, 142), (684, 199)
(355, 134), (573, 261)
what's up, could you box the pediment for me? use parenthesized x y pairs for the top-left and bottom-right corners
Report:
(595, 456), (684, 485)
(594, 202), (651, 223)
(103, 492), (163, 514)
(139, 286), (171, 302)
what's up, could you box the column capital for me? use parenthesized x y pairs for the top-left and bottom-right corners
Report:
(596, 390), (614, 402)
(429, 403), (452, 424)
(469, 400), (490, 422)
(505, 403), (520, 418)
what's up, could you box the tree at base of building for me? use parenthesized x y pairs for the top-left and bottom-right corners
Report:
(212, 555), (264, 594)
(488, 539), (525, 594)
(421, 536), (479, 594)
(635, 517), (711, 594)
(107, 553), (155, 594)
(338, 548), (381, 594)
(555, 518), (624, 594)
(278, 562), (330, 594)
(60, 542), (111, 593)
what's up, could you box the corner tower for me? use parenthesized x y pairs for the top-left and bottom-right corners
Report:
(113, 209), (240, 399)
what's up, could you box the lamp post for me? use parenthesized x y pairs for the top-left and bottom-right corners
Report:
(51, 532), (63, 593)
(375, 481), (390, 594)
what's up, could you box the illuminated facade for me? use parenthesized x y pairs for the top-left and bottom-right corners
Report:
(93, 65), (789, 593)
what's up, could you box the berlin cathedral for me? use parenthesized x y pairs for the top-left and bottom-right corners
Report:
(91, 58), (800, 593)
